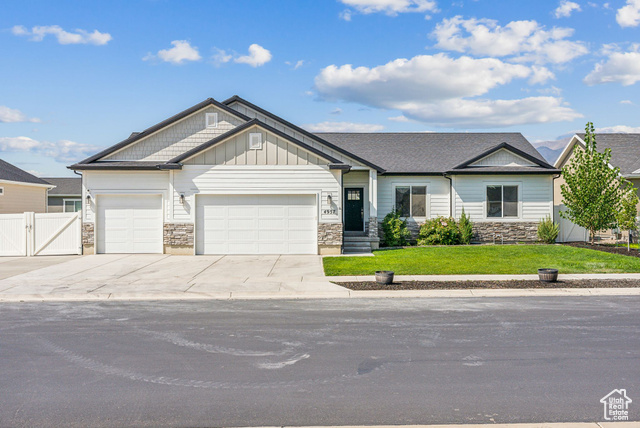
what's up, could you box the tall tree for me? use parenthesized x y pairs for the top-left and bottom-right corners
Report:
(617, 185), (639, 251)
(560, 122), (630, 244)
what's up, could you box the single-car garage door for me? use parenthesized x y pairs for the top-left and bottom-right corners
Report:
(196, 194), (317, 255)
(96, 195), (163, 254)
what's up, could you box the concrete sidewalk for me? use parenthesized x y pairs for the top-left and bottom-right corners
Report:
(1, 254), (640, 302)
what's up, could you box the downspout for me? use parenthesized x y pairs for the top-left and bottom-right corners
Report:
(443, 173), (453, 217)
(551, 173), (561, 223)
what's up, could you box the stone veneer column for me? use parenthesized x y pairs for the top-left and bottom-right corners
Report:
(82, 222), (95, 255)
(163, 223), (195, 255)
(317, 222), (343, 255)
(472, 222), (539, 243)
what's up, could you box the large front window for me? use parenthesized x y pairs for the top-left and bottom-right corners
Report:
(486, 185), (518, 218)
(395, 186), (426, 217)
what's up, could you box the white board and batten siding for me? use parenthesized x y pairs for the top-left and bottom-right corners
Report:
(377, 176), (451, 220)
(453, 174), (553, 221)
(227, 102), (368, 168)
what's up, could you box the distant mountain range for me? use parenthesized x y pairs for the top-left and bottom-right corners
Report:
(535, 146), (563, 164)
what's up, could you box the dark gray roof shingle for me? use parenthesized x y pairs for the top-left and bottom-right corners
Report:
(314, 132), (553, 174)
(577, 133), (640, 175)
(43, 177), (82, 195)
(0, 159), (51, 185)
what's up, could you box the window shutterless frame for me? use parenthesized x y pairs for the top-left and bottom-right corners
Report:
(485, 184), (519, 218)
(393, 184), (427, 218)
(0, 187), (4, 196)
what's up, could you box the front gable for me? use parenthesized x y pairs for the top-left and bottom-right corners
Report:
(470, 148), (537, 167)
(182, 124), (329, 166)
(104, 105), (246, 162)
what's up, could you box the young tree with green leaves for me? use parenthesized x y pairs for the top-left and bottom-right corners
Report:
(617, 185), (639, 251)
(560, 122), (632, 244)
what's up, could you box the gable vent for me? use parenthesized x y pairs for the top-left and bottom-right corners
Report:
(249, 132), (263, 150)
(205, 113), (218, 129)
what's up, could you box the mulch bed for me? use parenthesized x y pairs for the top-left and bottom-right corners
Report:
(335, 279), (640, 291)
(564, 242), (640, 258)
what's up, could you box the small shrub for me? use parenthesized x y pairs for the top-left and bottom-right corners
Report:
(418, 216), (461, 245)
(458, 209), (474, 244)
(537, 215), (559, 244)
(382, 210), (411, 247)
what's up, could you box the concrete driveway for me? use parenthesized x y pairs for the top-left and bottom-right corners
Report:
(0, 254), (348, 301)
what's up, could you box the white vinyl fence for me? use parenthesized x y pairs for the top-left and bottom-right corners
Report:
(554, 205), (588, 243)
(0, 212), (82, 256)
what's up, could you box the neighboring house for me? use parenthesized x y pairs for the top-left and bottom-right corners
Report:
(0, 159), (54, 214)
(69, 96), (559, 255)
(43, 177), (82, 213)
(554, 133), (640, 242)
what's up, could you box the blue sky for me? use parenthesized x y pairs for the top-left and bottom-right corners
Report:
(1, 0), (639, 177)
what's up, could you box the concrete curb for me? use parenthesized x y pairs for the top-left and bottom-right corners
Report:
(229, 423), (637, 428)
(1, 287), (640, 303)
(328, 273), (640, 282)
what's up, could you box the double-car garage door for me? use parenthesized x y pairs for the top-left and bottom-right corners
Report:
(96, 194), (317, 255)
(196, 194), (317, 255)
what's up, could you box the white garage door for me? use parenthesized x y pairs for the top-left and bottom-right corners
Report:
(97, 195), (163, 254)
(196, 194), (317, 255)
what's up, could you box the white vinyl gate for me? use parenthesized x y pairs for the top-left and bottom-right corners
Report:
(554, 205), (588, 242)
(0, 212), (82, 256)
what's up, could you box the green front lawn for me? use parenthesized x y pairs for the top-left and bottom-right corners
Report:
(323, 245), (640, 276)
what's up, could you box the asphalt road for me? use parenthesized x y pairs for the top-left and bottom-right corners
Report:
(1, 297), (638, 427)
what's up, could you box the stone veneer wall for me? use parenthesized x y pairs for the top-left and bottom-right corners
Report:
(377, 220), (423, 245)
(473, 222), (539, 243)
(318, 222), (343, 254)
(163, 223), (194, 254)
(82, 222), (94, 254)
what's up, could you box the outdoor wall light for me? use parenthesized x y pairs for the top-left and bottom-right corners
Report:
(179, 193), (185, 204)
(327, 194), (333, 205)
(85, 194), (91, 204)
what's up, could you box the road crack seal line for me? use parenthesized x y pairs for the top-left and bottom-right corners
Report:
(36, 337), (360, 390)
(255, 353), (310, 369)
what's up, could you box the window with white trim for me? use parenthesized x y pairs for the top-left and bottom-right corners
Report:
(249, 132), (263, 150)
(205, 112), (218, 129)
(0, 187), (3, 196)
(64, 199), (82, 213)
(395, 185), (426, 217)
(486, 185), (518, 218)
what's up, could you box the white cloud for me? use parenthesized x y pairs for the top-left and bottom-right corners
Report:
(317, 54), (533, 104)
(303, 121), (384, 132)
(11, 25), (111, 45)
(0, 106), (40, 123)
(0, 136), (99, 163)
(285, 60), (305, 70)
(584, 50), (640, 85)
(620, 99), (634, 104)
(398, 97), (582, 128)
(596, 125), (640, 133)
(432, 16), (588, 64)
(212, 48), (232, 66)
(339, 0), (438, 17)
(388, 115), (410, 122)
(315, 53), (580, 128)
(144, 40), (201, 65)
(330, 107), (343, 115)
(617, 0), (640, 27)
(555, 0), (581, 18)
(234, 44), (272, 67)
(529, 66), (555, 84)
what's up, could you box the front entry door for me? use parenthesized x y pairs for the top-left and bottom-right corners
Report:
(344, 188), (364, 232)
